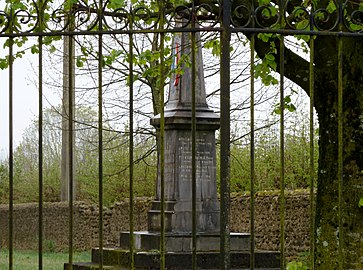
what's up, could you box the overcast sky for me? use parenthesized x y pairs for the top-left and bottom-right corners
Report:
(0, 47), (39, 159)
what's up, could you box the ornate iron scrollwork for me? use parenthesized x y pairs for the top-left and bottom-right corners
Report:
(0, 0), (362, 34)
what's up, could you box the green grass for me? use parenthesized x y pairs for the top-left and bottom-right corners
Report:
(0, 249), (90, 270)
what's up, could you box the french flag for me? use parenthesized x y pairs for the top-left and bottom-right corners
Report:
(172, 42), (181, 86)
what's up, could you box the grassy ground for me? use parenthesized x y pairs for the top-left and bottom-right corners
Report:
(0, 249), (90, 270)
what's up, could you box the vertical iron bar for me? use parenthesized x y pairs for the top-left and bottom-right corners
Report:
(159, 3), (166, 269)
(220, 0), (231, 269)
(98, 0), (104, 269)
(249, 1), (256, 268)
(337, 38), (343, 270)
(8, 9), (14, 270)
(38, 1), (44, 267)
(279, 27), (286, 270)
(68, 25), (74, 270)
(249, 32), (255, 270)
(191, 5), (197, 270)
(309, 20), (315, 270)
(337, 1), (344, 268)
(128, 9), (135, 270)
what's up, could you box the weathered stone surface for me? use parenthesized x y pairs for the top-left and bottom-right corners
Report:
(89, 248), (280, 269)
(119, 231), (250, 252)
(148, 23), (220, 234)
(148, 129), (220, 233)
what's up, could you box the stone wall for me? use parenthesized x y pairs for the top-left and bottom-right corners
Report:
(0, 193), (311, 258)
(230, 192), (311, 259)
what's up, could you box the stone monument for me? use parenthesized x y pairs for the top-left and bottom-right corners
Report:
(119, 27), (250, 253)
(65, 26), (280, 270)
(147, 25), (220, 235)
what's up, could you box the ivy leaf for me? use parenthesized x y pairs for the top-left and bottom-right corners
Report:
(257, 33), (273, 42)
(350, 23), (363, 31)
(0, 58), (9, 70)
(204, 39), (221, 57)
(259, 0), (271, 5)
(49, 45), (57, 54)
(326, 0), (337, 14)
(76, 55), (85, 68)
(107, 0), (125, 10)
(273, 95), (297, 114)
(359, 197), (363, 208)
(63, 0), (79, 10)
(31, 44), (39, 54)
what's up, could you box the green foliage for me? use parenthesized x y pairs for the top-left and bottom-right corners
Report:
(204, 39), (221, 57)
(228, 116), (318, 193)
(63, 0), (79, 10)
(286, 261), (308, 270)
(326, 0), (337, 14)
(287, 251), (310, 270)
(359, 197), (363, 208)
(44, 239), (56, 253)
(273, 94), (297, 114)
(255, 53), (278, 86)
(0, 106), (156, 206)
(258, 0), (271, 5)
(0, 105), (317, 204)
(107, 0), (126, 10)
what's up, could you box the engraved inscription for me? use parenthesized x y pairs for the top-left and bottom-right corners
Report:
(178, 135), (215, 184)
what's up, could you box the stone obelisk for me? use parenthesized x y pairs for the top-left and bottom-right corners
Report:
(120, 25), (251, 254)
(148, 27), (220, 234)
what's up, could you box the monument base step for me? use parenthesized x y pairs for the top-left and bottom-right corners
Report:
(85, 248), (280, 269)
(64, 247), (280, 270)
(120, 231), (250, 252)
(65, 264), (279, 270)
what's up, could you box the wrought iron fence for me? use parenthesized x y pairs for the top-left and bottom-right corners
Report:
(1, 0), (363, 269)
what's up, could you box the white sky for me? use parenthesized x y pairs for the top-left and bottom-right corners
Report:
(0, 47), (39, 159)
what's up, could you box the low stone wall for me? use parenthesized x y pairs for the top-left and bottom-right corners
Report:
(0, 193), (311, 258)
(230, 192), (311, 258)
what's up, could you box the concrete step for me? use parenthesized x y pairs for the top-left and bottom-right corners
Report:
(64, 262), (117, 269)
(91, 248), (280, 269)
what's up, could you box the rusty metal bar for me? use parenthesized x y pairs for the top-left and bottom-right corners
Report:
(8, 10), (14, 270)
(67, 13), (75, 270)
(158, 3), (166, 269)
(220, 0), (231, 269)
(249, 0), (256, 268)
(337, 1), (344, 269)
(98, 0), (104, 268)
(191, 3), (197, 270)
(249, 32), (256, 270)
(128, 8), (135, 270)
(279, 1), (286, 266)
(309, 13), (316, 270)
(38, 8), (44, 268)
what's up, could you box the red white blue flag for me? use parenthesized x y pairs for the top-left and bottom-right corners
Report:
(171, 42), (181, 86)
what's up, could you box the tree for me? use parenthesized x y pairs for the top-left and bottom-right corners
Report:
(234, 1), (363, 268)
(1, 0), (362, 268)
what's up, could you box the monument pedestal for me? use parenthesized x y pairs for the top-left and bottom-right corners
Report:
(148, 107), (221, 234)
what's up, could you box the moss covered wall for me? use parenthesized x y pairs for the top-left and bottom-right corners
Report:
(0, 193), (311, 258)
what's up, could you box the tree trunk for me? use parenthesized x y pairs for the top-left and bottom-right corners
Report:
(314, 36), (363, 268)
(61, 33), (76, 202)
